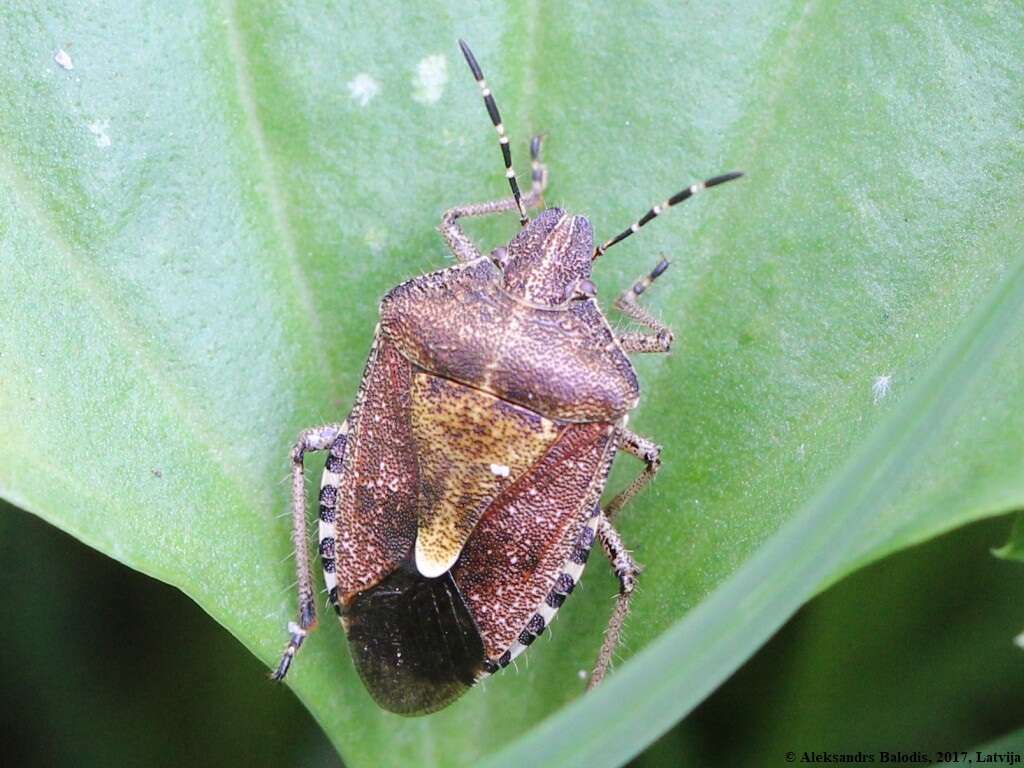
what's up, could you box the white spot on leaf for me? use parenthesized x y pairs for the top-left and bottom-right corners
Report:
(54, 49), (74, 71)
(1015, 630), (1024, 650)
(347, 72), (380, 107)
(364, 227), (387, 255)
(87, 119), (111, 148)
(872, 374), (892, 404)
(412, 54), (448, 104)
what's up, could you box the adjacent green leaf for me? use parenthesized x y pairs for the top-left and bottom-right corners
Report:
(636, 512), (1024, 767)
(994, 513), (1024, 563)
(2, 2), (1022, 766)
(976, 727), (1024, 755)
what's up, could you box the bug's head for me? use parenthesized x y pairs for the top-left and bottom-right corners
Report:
(496, 207), (596, 306)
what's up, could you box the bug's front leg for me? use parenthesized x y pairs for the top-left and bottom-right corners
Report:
(273, 420), (348, 681)
(440, 134), (550, 263)
(615, 258), (675, 354)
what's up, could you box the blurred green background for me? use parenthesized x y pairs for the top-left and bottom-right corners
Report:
(4, 498), (1020, 766)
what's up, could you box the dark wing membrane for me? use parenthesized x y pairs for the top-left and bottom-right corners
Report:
(343, 558), (485, 716)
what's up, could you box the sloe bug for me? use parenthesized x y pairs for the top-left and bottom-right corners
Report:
(273, 39), (742, 715)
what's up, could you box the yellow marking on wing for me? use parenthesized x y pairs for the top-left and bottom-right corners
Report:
(411, 372), (559, 577)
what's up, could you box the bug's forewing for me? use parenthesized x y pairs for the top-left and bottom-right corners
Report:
(335, 336), (488, 716)
(453, 420), (617, 661)
(335, 337), (419, 602)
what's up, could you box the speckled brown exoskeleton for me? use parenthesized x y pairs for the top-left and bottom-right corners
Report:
(272, 39), (742, 715)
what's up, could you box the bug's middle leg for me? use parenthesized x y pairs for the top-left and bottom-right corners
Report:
(273, 420), (347, 681)
(605, 428), (662, 520)
(615, 258), (675, 354)
(440, 135), (549, 262)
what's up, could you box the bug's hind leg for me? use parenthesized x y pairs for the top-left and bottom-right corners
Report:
(588, 428), (661, 688)
(440, 135), (549, 263)
(615, 258), (675, 354)
(589, 515), (641, 689)
(273, 421), (348, 681)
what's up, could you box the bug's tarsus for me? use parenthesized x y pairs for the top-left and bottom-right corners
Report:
(615, 258), (675, 354)
(458, 39), (530, 226)
(272, 621), (308, 681)
(530, 133), (548, 205)
(530, 134), (543, 158)
(594, 170), (744, 259)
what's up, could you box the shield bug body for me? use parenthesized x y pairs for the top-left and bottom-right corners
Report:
(273, 40), (742, 715)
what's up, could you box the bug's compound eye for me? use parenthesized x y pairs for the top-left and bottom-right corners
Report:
(564, 278), (598, 302)
(490, 246), (509, 268)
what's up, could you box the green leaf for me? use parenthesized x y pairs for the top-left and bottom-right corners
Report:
(2, 2), (1022, 767)
(976, 727), (1024, 755)
(994, 512), (1024, 563)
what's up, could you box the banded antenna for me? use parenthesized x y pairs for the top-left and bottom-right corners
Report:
(458, 39), (529, 226)
(594, 172), (744, 259)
